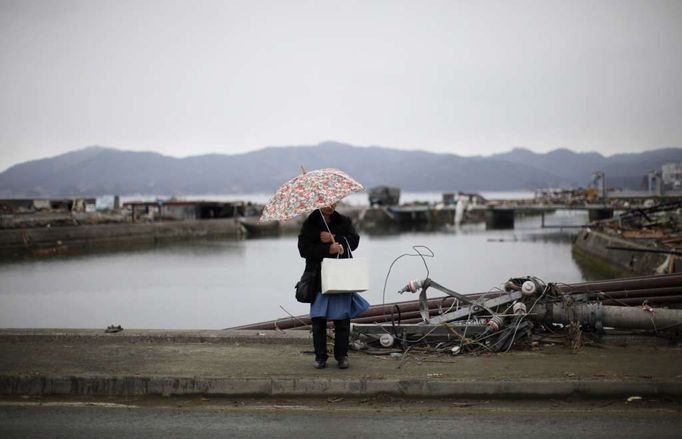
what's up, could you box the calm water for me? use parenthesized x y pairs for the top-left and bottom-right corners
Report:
(0, 211), (595, 329)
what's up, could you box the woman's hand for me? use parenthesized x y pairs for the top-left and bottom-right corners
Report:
(320, 231), (335, 243)
(329, 242), (344, 255)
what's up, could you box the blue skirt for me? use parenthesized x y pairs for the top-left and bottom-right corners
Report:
(310, 292), (370, 320)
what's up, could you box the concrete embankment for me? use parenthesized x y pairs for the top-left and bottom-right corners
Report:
(572, 228), (681, 276)
(1, 329), (680, 399)
(0, 219), (245, 258)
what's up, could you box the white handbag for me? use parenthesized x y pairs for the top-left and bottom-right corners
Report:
(320, 239), (369, 295)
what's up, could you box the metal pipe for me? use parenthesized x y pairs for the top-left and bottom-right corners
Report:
(352, 304), (479, 324)
(235, 274), (682, 330)
(558, 273), (682, 294)
(351, 310), (424, 324)
(359, 291), (502, 317)
(232, 316), (310, 331)
(231, 299), (460, 330)
(602, 295), (682, 306)
(597, 287), (682, 300)
(533, 302), (682, 330)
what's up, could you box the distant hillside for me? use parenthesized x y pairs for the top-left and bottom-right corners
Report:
(1, 142), (680, 197)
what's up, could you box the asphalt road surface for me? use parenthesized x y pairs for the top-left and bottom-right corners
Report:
(1, 397), (681, 439)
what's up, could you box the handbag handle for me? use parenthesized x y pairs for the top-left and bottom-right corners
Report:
(332, 237), (354, 259)
(331, 237), (354, 259)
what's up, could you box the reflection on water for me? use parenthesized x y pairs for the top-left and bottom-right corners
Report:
(0, 211), (605, 329)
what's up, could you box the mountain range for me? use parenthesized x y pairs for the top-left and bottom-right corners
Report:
(1, 142), (680, 197)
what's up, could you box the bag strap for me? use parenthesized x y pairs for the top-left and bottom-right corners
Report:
(343, 236), (353, 259)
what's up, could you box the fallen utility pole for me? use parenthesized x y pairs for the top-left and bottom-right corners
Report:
(231, 273), (682, 331)
(532, 302), (682, 331)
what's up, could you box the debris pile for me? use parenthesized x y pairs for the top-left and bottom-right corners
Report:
(350, 274), (682, 356)
(605, 201), (682, 240)
(232, 273), (682, 357)
(573, 201), (682, 275)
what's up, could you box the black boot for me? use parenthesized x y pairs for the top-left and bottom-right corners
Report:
(311, 317), (328, 368)
(333, 319), (351, 368)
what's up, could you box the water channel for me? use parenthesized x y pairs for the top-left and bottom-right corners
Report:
(0, 208), (601, 329)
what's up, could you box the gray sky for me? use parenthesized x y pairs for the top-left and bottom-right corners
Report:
(1, 0), (681, 171)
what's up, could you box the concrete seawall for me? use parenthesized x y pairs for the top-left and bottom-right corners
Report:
(0, 219), (246, 258)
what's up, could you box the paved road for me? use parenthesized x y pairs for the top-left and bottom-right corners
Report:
(1, 397), (681, 439)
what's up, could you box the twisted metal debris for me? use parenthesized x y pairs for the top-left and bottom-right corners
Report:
(350, 273), (682, 356)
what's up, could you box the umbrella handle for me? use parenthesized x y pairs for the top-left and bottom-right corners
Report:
(319, 209), (342, 259)
(319, 209), (353, 259)
(318, 209), (334, 242)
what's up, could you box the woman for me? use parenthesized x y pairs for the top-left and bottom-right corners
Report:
(298, 202), (369, 369)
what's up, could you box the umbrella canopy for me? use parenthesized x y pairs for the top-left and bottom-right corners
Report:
(259, 168), (365, 223)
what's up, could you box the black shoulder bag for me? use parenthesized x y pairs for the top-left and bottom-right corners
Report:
(295, 270), (317, 303)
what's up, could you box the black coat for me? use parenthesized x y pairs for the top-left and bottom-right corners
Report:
(297, 210), (360, 292)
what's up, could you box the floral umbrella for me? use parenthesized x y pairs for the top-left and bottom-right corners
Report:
(259, 168), (365, 223)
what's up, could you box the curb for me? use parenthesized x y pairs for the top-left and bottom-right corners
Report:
(0, 330), (674, 347)
(0, 329), (310, 345)
(2, 375), (680, 399)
